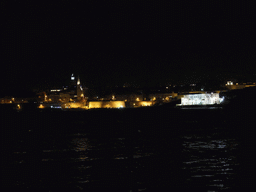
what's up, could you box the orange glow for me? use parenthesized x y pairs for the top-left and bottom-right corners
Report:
(38, 104), (44, 109)
(65, 102), (85, 108)
(89, 101), (125, 109)
(139, 101), (152, 107)
(136, 98), (140, 101)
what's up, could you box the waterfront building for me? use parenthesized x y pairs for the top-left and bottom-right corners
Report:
(179, 93), (224, 106)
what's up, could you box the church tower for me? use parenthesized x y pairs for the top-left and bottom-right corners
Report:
(67, 73), (77, 97)
(77, 76), (83, 101)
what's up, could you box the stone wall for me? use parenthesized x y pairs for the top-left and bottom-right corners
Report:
(88, 101), (125, 109)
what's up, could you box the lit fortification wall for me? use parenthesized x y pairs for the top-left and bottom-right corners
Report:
(131, 101), (153, 107)
(138, 101), (153, 106)
(181, 93), (223, 105)
(61, 102), (85, 108)
(89, 101), (125, 109)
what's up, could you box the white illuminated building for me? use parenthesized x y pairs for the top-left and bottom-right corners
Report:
(181, 93), (224, 106)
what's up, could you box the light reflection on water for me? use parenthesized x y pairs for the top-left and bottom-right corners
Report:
(181, 134), (239, 189)
(8, 124), (240, 190)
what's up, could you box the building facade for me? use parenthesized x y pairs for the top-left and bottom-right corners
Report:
(180, 93), (224, 105)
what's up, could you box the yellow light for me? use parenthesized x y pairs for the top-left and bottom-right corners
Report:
(12, 98), (15, 101)
(81, 94), (84, 97)
(136, 98), (140, 101)
(133, 103), (135, 105)
(39, 104), (44, 109)
(10, 101), (12, 103)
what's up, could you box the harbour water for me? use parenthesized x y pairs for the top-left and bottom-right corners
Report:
(1, 98), (255, 191)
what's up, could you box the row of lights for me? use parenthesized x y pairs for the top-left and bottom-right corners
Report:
(50, 89), (61, 92)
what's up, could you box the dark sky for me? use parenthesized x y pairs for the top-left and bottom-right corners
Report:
(1, 1), (255, 95)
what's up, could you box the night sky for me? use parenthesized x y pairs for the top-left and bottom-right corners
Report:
(1, 1), (255, 96)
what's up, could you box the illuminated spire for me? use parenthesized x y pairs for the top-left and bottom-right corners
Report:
(77, 76), (80, 85)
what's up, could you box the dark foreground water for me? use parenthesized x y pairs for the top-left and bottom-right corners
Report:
(1, 102), (255, 191)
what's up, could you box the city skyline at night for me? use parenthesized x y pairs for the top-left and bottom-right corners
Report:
(1, 2), (256, 188)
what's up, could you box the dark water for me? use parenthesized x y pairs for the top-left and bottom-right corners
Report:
(1, 104), (255, 191)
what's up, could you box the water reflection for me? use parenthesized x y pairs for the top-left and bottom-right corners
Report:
(182, 134), (239, 189)
(71, 137), (88, 152)
(5, 115), (241, 190)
